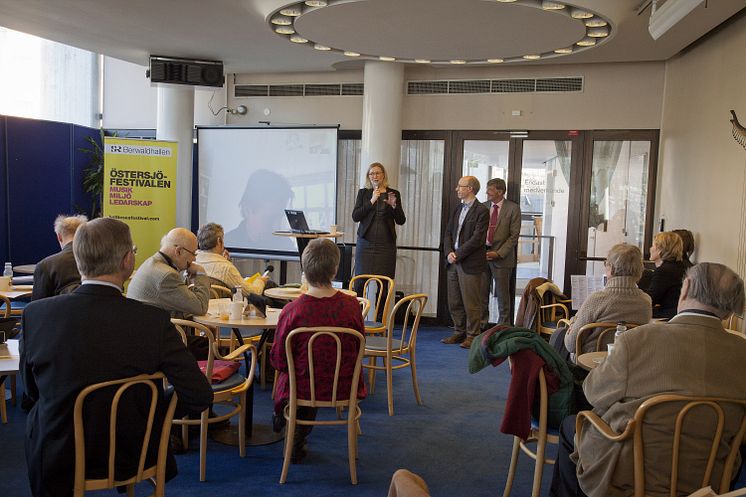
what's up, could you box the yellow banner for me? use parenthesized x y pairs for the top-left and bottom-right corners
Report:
(103, 137), (178, 268)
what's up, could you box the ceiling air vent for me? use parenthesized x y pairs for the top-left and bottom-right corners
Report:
(492, 79), (536, 93)
(408, 81), (448, 94)
(234, 85), (269, 97)
(449, 80), (491, 94)
(304, 84), (341, 96)
(535, 77), (583, 92)
(269, 84), (304, 96)
(341, 83), (364, 95)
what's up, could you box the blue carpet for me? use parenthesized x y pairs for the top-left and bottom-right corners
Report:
(0, 327), (555, 496)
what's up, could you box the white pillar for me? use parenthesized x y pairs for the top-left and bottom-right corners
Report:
(360, 62), (404, 187)
(156, 85), (195, 228)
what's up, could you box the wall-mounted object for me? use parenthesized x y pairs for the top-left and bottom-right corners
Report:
(147, 55), (224, 87)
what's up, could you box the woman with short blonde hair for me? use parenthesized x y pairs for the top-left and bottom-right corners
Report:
(643, 231), (687, 319)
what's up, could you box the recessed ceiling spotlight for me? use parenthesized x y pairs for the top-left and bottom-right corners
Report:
(280, 7), (302, 16)
(523, 54), (541, 60)
(271, 16), (293, 25)
(305, 0), (327, 6)
(587, 27), (609, 38)
(314, 44), (331, 50)
(379, 56), (395, 62)
(344, 51), (360, 57)
(415, 59), (431, 64)
(290, 35), (309, 43)
(275, 26), (295, 35)
(554, 47), (573, 54)
(487, 58), (504, 63)
(570, 8), (593, 19)
(576, 37), (597, 46)
(495, 0), (518, 2)
(584, 17), (608, 27)
(450, 59), (466, 64)
(541, 1), (565, 10)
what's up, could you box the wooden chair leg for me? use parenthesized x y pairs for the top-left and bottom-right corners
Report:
(126, 483), (135, 497)
(367, 356), (377, 394)
(531, 435), (547, 497)
(280, 413), (295, 484)
(410, 351), (422, 405)
(181, 417), (189, 450)
(386, 355), (394, 416)
(260, 345), (267, 390)
(239, 392), (247, 458)
(502, 436), (521, 497)
(0, 379), (7, 424)
(271, 370), (278, 399)
(348, 416), (358, 485)
(199, 409), (209, 482)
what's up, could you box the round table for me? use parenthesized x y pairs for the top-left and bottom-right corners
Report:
(0, 285), (33, 300)
(576, 351), (607, 371)
(193, 303), (282, 446)
(264, 286), (357, 301)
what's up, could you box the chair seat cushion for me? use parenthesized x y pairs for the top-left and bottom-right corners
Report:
(364, 320), (384, 329)
(365, 336), (403, 351)
(211, 372), (246, 391)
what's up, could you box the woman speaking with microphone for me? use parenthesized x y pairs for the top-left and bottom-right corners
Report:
(351, 162), (406, 305)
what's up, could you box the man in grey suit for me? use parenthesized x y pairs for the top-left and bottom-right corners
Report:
(550, 262), (746, 497)
(481, 178), (521, 326)
(441, 176), (489, 349)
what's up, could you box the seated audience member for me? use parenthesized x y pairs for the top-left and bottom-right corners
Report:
(32, 214), (87, 300)
(550, 262), (746, 497)
(269, 238), (366, 463)
(642, 231), (686, 319)
(561, 244), (652, 358)
(21, 217), (212, 497)
(127, 227), (210, 318)
(195, 222), (268, 297)
(673, 228), (695, 269)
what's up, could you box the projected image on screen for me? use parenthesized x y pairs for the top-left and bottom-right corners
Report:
(198, 127), (338, 253)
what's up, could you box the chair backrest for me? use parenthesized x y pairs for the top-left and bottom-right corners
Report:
(285, 327), (365, 409)
(356, 297), (371, 318)
(73, 372), (177, 496)
(579, 394), (746, 497)
(210, 284), (232, 299)
(349, 274), (395, 324)
(384, 294), (428, 353)
(0, 294), (10, 318)
(575, 321), (641, 355)
(722, 311), (744, 333)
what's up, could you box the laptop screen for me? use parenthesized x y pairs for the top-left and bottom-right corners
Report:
(285, 210), (310, 232)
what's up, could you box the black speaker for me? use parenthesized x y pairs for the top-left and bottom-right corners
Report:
(147, 55), (224, 87)
(334, 243), (353, 288)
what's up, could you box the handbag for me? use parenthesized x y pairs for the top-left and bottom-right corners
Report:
(197, 360), (240, 382)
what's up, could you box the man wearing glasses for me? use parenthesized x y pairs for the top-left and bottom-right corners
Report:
(442, 176), (489, 349)
(128, 228), (211, 358)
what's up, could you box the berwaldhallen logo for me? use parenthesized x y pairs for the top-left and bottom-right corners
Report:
(105, 143), (172, 157)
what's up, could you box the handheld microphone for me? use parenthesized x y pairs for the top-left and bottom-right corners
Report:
(262, 264), (275, 278)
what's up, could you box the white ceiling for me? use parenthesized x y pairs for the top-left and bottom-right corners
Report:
(0, 0), (743, 74)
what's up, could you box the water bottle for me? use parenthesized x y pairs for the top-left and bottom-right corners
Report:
(233, 287), (243, 303)
(614, 321), (627, 338)
(3, 263), (12, 278)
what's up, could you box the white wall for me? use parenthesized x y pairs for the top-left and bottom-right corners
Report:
(657, 14), (746, 270)
(226, 62), (665, 131)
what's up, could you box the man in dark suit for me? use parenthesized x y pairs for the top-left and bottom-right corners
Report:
(31, 214), (87, 300)
(21, 217), (213, 497)
(442, 175), (489, 349)
(482, 178), (521, 325)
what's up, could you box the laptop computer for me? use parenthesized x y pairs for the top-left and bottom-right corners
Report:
(284, 209), (329, 235)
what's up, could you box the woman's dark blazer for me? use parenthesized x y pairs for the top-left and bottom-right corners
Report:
(351, 187), (406, 240)
(644, 259), (687, 319)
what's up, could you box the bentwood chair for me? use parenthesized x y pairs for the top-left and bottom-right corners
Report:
(349, 274), (395, 335)
(280, 327), (365, 484)
(577, 394), (746, 497)
(502, 366), (558, 497)
(209, 284), (232, 299)
(72, 372), (177, 497)
(171, 319), (257, 482)
(356, 297), (371, 318)
(364, 294), (427, 416)
(574, 321), (640, 357)
(534, 281), (570, 338)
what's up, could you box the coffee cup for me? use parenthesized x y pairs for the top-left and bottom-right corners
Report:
(0, 276), (10, 291)
(219, 302), (230, 320)
(230, 301), (244, 321)
(330, 224), (338, 235)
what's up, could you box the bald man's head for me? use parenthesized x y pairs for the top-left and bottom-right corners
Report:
(160, 228), (198, 271)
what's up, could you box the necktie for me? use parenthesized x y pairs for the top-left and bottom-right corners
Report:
(486, 203), (499, 245)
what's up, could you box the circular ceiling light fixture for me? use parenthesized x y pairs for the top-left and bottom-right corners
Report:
(268, 1), (613, 65)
